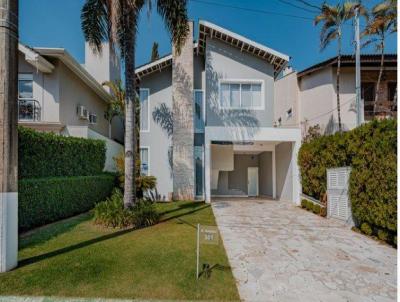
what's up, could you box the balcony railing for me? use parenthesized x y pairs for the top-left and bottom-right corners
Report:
(18, 98), (41, 122)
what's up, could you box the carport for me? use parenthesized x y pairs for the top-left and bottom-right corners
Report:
(204, 126), (301, 204)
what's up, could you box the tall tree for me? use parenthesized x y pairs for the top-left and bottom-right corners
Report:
(314, 2), (367, 132)
(363, 0), (397, 116)
(81, 0), (189, 207)
(151, 42), (160, 61)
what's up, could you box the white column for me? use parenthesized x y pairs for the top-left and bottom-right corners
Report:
(292, 141), (301, 205)
(272, 148), (276, 199)
(0, 193), (18, 272)
(204, 141), (211, 203)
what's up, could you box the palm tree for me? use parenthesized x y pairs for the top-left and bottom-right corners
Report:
(81, 0), (189, 207)
(314, 2), (367, 132)
(151, 42), (160, 61)
(363, 0), (397, 116)
(103, 80), (125, 138)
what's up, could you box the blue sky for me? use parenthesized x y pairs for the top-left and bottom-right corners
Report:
(20, 0), (397, 71)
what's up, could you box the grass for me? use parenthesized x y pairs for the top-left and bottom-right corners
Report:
(0, 201), (240, 301)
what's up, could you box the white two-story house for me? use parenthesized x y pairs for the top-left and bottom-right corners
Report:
(18, 43), (124, 171)
(135, 21), (301, 203)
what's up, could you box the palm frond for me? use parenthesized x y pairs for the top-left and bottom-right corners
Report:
(81, 0), (109, 53)
(157, 0), (189, 54)
(320, 28), (338, 51)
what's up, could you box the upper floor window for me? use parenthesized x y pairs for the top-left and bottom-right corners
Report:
(140, 88), (149, 132)
(194, 90), (204, 132)
(18, 74), (33, 99)
(220, 80), (263, 110)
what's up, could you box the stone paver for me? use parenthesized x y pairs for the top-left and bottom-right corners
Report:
(212, 198), (397, 302)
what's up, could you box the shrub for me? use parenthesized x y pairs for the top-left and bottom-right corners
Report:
(94, 189), (159, 228)
(114, 151), (157, 197)
(19, 126), (106, 178)
(131, 200), (160, 227)
(306, 201), (314, 211)
(312, 203), (321, 214)
(301, 199), (307, 208)
(298, 119), (397, 243)
(320, 207), (327, 217)
(394, 236), (397, 246)
(19, 174), (115, 231)
(94, 189), (135, 228)
(360, 222), (373, 236)
(377, 229), (389, 242)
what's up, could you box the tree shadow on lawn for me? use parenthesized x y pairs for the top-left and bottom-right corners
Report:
(18, 202), (210, 269)
(19, 212), (93, 250)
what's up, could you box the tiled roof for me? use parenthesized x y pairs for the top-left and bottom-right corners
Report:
(297, 54), (397, 78)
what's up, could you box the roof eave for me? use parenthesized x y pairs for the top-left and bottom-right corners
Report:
(34, 47), (112, 102)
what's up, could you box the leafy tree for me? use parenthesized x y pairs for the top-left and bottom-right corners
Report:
(151, 42), (160, 61)
(103, 80), (125, 138)
(81, 0), (189, 207)
(363, 0), (397, 115)
(314, 2), (367, 132)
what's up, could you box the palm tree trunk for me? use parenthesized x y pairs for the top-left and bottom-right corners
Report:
(373, 38), (385, 117)
(123, 36), (137, 207)
(108, 121), (112, 139)
(336, 31), (342, 133)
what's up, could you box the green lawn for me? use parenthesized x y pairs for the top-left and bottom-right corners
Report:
(0, 201), (240, 301)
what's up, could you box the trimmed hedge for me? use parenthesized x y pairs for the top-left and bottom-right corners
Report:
(298, 119), (397, 244)
(19, 126), (106, 178)
(19, 174), (115, 231)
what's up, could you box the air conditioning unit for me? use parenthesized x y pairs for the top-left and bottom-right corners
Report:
(77, 105), (89, 120)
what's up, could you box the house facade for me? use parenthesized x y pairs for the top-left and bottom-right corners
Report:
(136, 21), (301, 203)
(275, 54), (397, 137)
(18, 43), (124, 171)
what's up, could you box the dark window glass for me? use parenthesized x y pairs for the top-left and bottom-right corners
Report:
(388, 82), (397, 102)
(361, 82), (375, 103)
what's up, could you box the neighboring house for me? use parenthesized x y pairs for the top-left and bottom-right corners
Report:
(136, 21), (301, 203)
(18, 43), (124, 171)
(275, 54), (397, 136)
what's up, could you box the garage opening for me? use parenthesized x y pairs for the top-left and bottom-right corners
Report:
(210, 141), (294, 201)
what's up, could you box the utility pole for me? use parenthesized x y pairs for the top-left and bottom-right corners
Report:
(354, 5), (363, 126)
(0, 0), (19, 272)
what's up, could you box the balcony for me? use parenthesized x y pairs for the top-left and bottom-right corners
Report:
(364, 99), (397, 121)
(18, 99), (41, 122)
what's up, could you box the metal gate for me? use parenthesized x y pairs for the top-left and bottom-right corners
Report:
(327, 167), (353, 224)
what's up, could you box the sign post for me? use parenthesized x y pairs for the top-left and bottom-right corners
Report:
(196, 224), (219, 279)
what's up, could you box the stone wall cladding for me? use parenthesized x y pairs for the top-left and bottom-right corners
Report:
(172, 22), (195, 200)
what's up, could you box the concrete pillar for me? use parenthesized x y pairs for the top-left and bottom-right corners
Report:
(0, 0), (19, 272)
(172, 21), (194, 200)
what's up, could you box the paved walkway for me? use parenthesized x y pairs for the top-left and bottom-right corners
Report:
(212, 198), (397, 302)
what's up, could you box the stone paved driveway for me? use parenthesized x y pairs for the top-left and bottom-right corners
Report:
(212, 198), (397, 302)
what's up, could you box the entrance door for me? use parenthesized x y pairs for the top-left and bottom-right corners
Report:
(248, 167), (259, 197)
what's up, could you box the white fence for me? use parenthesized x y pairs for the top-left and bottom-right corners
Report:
(327, 167), (354, 225)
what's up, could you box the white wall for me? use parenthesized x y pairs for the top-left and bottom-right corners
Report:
(58, 61), (110, 138)
(139, 67), (173, 201)
(298, 66), (358, 136)
(275, 142), (293, 201)
(275, 71), (299, 127)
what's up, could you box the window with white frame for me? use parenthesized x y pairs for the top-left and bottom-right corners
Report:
(220, 81), (263, 109)
(18, 74), (33, 99)
(140, 89), (149, 131)
(140, 147), (149, 176)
